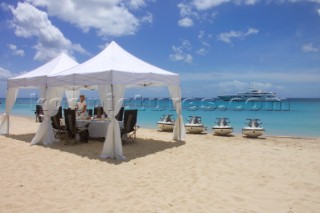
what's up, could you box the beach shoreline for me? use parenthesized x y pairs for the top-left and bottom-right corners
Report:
(2, 97), (320, 138)
(6, 114), (320, 140)
(1, 116), (320, 212)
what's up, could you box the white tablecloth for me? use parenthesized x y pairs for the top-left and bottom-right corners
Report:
(76, 119), (123, 138)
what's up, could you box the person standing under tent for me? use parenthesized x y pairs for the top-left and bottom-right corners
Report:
(76, 95), (88, 119)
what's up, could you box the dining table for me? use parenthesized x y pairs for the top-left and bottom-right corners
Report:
(76, 118), (124, 138)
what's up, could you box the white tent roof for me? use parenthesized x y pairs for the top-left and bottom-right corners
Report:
(8, 53), (79, 88)
(47, 41), (180, 87)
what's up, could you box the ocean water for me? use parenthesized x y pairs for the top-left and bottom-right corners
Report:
(0, 97), (319, 138)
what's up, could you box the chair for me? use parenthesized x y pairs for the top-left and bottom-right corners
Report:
(64, 109), (91, 144)
(51, 112), (68, 141)
(87, 109), (93, 117)
(35, 105), (44, 122)
(57, 106), (63, 119)
(115, 107), (124, 121)
(94, 106), (106, 118)
(64, 109), (76, 144)
(121, 109), (139, 144)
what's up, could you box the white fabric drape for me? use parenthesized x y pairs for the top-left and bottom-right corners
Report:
(31, 87), (65, 145)
(0, 88), (19, 134)
(34, 86), (47, 106)
(65, 89), (80, 109)
(169, 85), (186, 141)
(39, 86), (46, 99)
(98, 84), (126, 160)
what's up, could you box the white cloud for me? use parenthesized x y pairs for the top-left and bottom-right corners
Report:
(128, 0), (146, 9)
(216, 80), (277, 94)
(26, 0), (152, 37)
(243, 0), (260, 5)
(170, 40), (193, 64)
(192, 0), (229, 10)
(196, 31), (212, 55)
(141, 12), (153, 24)
(181, 71), (320, 83)
(177, 0), (320, 29)
(198, 30), (212, 45)
(217, 31), (241, 43)
(302, 43), (319, 53)
(0, 67), (14, 80)
(286, 0), (320, 4)
(246, 28), (259, 35)
(198, 30), (205, 40)
(217, 80), (249, 93)
(217, 27), (259, 44)
(250, 82), (274, 90)
(180, 0), (320, 16)
(177, 2), (199, 28)
(178, 17), (194, 27)
(191, 0), (259, 10)
(7, 44), (25, 57)
(196, 48), (208, 55)
(177, 2), (220, 28)
(10, 2), (87, 61)
(178, 2), (198, 17)
(170, 32), (211, 62)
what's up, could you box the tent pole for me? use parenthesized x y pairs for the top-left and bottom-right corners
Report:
(179, 112), (181, 141)
(179, 99), (181, 141)
(7, 113), (9, 135)
(111, 84), (114, 111)
(6, 86), (10, 135)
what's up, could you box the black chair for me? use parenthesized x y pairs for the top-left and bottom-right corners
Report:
(87, 109), (93, 117)
(115, 107), (124, 121)
(51, 112), (67, 141)
(121, 109), (139, 144)
(64, 109), (77, 144)
(35, 105), (44, 122)
(94, 106), (106, 118)
(64, 109), (90, 144)
(57, 106), (63, 119)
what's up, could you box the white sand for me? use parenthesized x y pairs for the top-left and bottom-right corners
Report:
(0, 116), (320, 212)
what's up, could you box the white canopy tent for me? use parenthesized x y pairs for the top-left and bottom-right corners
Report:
(0, 53), (79, 135)
(31, 41), (186, 159)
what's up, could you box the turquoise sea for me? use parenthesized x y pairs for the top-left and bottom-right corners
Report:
(0, 97), (319, 138)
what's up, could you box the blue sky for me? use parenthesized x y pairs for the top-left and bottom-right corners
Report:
(1, 0), (320, 98)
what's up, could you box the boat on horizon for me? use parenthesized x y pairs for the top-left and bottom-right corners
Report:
(218, 89), (280, 101)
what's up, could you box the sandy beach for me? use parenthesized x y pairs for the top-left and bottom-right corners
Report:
(1, 116), (320, 213)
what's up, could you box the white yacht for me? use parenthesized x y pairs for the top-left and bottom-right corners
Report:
(218, 89), (280, 101)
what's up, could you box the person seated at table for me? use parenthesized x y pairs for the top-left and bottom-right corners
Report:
(76, 95), (88, 119)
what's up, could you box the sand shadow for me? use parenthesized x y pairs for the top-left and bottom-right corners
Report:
(122, 138), (185, 161)
(5, 132), (185, 164)
(186, 132), (207, 135)
(157, 130), (173, 133)
(242, 136), (267, 140)
(212, 134), (235, 137)
(42, 137), (185, 165)
(5, 133), (36, 143)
